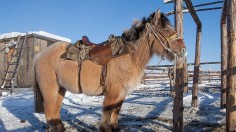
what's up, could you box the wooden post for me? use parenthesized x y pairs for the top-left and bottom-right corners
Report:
(173, 0), (184, 131)
(208, 69), (212, 82)
(174, 0), (184, 37)
(183, 62), (188, 93)
(191, 25), (202, 107)
(173, 65), (184, 132)
(185, 0), (202, 108)
(220, 0), (227, 109)
(226, 0), (236, 131)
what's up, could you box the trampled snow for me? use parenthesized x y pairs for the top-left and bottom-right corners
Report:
(0, 80), (225, 131)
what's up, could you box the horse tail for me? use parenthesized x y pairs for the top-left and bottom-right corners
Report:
(33, 63), (44, 113)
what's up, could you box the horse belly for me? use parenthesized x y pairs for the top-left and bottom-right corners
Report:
(57, 60), (103, 95)
(57, 60), (80, 93)
(80, 61), (104, 96)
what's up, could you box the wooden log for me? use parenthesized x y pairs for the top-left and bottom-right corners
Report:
(173, 0), (184, 131)
(165, 7), (222, 16)
(173, 0), (188, 94)
(226, 0), (236, 131)
(185, 0), (202, 108)
(220, 0), (227, 109)
(193, 1), (223, 8)
(146, 62), (220, 69)
(143, 76), (169, 79)
(173, 66), (184, 132)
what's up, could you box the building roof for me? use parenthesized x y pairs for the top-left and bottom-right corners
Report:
(0, 31), (71, 43)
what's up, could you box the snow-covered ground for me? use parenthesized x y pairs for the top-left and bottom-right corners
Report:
(0, 81), (225, 132)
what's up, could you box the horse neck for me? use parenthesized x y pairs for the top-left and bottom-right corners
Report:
(129, 37), (152, 70)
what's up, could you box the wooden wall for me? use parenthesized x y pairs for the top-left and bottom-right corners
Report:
(0, 35), (57, 88)
(0, 41), (6, 86)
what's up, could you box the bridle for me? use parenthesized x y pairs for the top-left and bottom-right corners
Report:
(146, 23), (180, 56)
(146, 22), (183, 96)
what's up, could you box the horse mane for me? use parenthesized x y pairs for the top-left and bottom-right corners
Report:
(122, 13), (170, 41)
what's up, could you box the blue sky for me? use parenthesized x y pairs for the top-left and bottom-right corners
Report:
(0, 0), (223, 70)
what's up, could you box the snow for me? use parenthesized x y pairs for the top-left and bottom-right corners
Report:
(0, 32), (26, 40)
(0, 80), (225, 132)
(0, 31), (71, 43)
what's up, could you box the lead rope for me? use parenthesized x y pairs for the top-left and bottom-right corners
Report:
(146, 23), (178, 97)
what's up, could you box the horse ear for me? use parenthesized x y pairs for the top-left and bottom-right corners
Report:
(153, 9), (161, 26)
(156, 9), (161, 16)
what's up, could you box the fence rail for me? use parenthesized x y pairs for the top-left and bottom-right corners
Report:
(142, 62), (221, 89)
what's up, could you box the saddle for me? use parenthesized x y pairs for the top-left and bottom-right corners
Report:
(82, 36), (102, 46)
(82, 36), (113, 65)
(61, 34), (128, 93)
(61, 34), (128, 65)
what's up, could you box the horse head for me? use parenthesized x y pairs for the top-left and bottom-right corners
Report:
(146, 9), (187, 63)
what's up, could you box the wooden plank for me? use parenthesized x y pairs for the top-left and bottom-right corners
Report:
(0, 42), (6, 86)
(226, 0), (236, 131)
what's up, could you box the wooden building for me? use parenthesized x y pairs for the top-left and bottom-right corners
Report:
(0, 31), (71, 88)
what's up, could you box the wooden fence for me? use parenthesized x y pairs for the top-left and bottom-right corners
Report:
(142, 62), (221, 90)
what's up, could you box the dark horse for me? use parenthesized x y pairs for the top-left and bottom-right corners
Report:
(34, 9), (186, 131)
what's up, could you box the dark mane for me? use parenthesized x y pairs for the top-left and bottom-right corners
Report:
(122, 13), (170, 41)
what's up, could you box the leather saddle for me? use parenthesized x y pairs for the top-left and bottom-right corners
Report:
(61, 34), (129, 91)
(82, 36), (102, 46)
(61, 34), (126, 65)
(83, 36), (113, 65)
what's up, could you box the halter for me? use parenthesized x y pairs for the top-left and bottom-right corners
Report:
(146, 23), (180, 55)
(146, 23), (181, 96)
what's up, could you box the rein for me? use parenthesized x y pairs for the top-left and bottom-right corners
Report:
(146, 23), (180, 96)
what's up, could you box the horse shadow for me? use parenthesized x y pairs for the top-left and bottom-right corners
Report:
(0, 88), (45, 132)
(62, 90), (173, 131)
(119, 92), (173, 131)
(0, 119), (7, 132)
(61, 96), (102, 131)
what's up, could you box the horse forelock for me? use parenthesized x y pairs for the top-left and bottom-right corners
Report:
(122, 17), (147, 41)
(122, 12), (170, 42)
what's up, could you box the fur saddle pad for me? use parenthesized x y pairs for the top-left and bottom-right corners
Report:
(61, 34), (129, 65)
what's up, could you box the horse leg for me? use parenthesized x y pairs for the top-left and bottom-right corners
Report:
(110, 100), (124, 131)
(99, 90), (126, 132)
(53, 87), (67, 131)
(40, 84), (65, 132)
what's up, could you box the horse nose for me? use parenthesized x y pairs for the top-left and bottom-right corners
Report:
(184, 51), (188, 57)
(177, 49), (187, 64)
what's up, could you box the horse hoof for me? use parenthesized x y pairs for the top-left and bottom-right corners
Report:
(99, 124), (112, 132)
(46, 123), (65, 132)
(111, 127), (120, 132)
(110, 123), (120, 132)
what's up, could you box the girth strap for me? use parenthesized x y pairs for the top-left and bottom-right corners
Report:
(77, 62), (107, 94)
(100, 64), (107, 92)
(78, 62), (83, 93)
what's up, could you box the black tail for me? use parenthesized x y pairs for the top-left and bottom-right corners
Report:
(34, 68), (44, 113)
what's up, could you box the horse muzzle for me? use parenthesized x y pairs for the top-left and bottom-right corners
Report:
(176, 49), (187, 64)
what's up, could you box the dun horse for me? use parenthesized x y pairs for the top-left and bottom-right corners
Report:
(34, 9), (186, 131)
